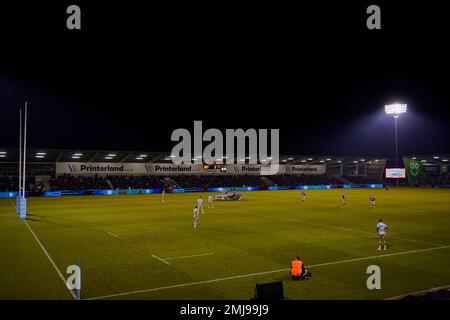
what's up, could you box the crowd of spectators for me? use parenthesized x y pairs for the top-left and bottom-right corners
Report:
(175, 175), (268, 189)
(20, 173), (391, 192)
(343, 175), (379, 184)
(0, 176), (35, 192)
(414, 172), (450, 187)
(50, 174), (110, 190)
(269, 174), (333, 186)
(107, 175), (164, 189)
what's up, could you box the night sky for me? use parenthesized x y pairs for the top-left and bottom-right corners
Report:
(0, 3), (449, 157)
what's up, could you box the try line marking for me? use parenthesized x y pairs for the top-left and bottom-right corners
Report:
(86, 244), (450, 300)
(8, 199), (76, 299)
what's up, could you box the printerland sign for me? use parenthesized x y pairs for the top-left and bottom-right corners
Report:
(56, 162), (326, 176)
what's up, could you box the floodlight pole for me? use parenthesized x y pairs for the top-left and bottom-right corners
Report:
(22, 102), (27, 199)
(19, 108), (22, 197)
(394, 116), (399, 186)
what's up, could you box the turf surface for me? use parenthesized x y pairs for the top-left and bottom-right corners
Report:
(1, 188), (449, 300)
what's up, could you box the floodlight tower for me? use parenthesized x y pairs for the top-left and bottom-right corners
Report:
(385, 103), (407, 185)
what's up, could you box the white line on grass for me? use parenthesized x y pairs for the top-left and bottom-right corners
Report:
(107, 231), (119, 238)
(8, 199), (76, 299)
(23, 218), (77, 299)
(86, 245), (450, 300)
(244, 212), (446, 247)
(151, 254), (171, 265)
(163, 253), (214, 261)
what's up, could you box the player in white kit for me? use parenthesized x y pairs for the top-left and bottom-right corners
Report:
(208, 194), (213, 208)
(197, 196), (204, 214)
(193, 206), (199, 228)
(376, 219), (388, 250)
(161, 189), (165, 202)
(301, 192), (307, 202)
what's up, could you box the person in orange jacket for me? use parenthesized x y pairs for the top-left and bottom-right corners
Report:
(290, 256), (311, 280)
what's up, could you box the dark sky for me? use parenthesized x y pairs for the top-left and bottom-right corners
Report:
(0, 2), (449, 157)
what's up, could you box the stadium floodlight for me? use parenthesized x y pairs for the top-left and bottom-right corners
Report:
(360, 159), (365, 162)
(326, 158), (331, 161)
(0, 151), (6, 154)
(105, 157), (113, 160)
(74, 153), (83, 156)
(443, 159), (448, 162)
(307, 158), (313, 161)
(337, 160), (342, 163)
(36, 152), (46, 155)
(385, 103), (407, 118)
(385, 103), (407, 186)
(72, 156), (80, 159)
(320, 160), (325, 163)
(108, 154), (116, 157)
(0, 155), (6, 158)
(433, 156), (439, 159)
(288, 157), (293, 160)
(139, 154), (147, 157)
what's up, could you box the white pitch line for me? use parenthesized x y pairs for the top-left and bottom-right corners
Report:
(86, 245), (450, 300)
(23, 219), (76, 299)
(8, 198), (76, 299)
(163, 253), (214, 261)
(244, 212), (445, 247)
(107, 232), (119, 238)
(151, 254), (171, 265)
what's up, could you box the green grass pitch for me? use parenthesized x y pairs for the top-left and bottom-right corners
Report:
(1, 188), (450, 300)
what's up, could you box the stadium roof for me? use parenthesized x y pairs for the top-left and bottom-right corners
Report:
(0, 148), (394, 166)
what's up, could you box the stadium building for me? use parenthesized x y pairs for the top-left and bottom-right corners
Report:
(1, 148), (449, 196)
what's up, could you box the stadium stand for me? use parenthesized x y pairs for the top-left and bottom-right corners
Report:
(2, 148), (449, 192)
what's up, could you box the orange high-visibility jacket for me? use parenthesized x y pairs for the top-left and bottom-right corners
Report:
(291, 260), (303, 276)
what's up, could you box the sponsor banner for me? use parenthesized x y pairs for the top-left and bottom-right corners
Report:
(0, 192), (19, 198)
(224, 164), (326, 175)
(403, 158), (424, 182)
(56, 162), (326, 176)
(207, 187), (261, 192)
(56, 162), (204, 175)
(283, 165), (326, 175)
(295, 184), (382, 190)
(148, 164), (203, 175)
